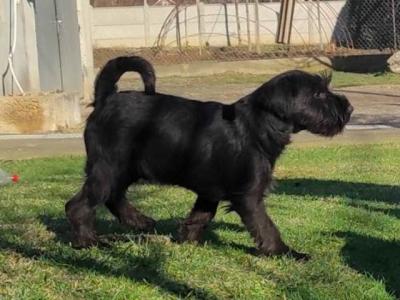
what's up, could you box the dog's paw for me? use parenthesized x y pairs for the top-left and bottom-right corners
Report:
(123, 215), (156, 232)
(71, 233), (99, 249)
(287, 249), (311, 261)
(176, 223), (205, 244)
(257, 246), (310, 261)
(137, 216), (156, 232)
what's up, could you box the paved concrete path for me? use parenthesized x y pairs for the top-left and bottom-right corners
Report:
(0, 127), (399, 160)
(0, 134), (83, 159)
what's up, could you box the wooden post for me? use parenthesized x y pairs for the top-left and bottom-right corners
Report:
(223, 2), (231, 46)
(245, 0), (251, 51)
(307, 0), (312, 44)
(234, 0), (242, 45)
(276, 0), (295, 44)
(316, 0), (323, 50)
(254, 0), (260, 54)
(184, 7), (188, 46)
(392, 0), (397, 49)
(176, 3), (182, 49)
(196, 0), (203, 54)
(143, 0), (150, 47)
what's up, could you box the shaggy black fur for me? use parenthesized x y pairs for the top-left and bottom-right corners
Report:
(66, 56), (353, 260)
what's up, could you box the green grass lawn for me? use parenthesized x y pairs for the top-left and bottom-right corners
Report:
(159, 71), (400, 89)
(0, 143), (399, 299)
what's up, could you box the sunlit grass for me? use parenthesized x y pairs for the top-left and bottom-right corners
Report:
(0, 143), (399, 299)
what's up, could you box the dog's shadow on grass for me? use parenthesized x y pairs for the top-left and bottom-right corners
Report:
(2, 215), (228, 300)
(276, 179), (400, 297)
(335, 231), (400, 299)
(275, 178), (400, 220)
(276, 178), (400, 203)
(276, 178), (400, 205)
(33, 214), (252, 298)
(39, 214), (249, 251)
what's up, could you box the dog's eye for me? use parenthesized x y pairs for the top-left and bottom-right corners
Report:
(314, 92), (326, 99)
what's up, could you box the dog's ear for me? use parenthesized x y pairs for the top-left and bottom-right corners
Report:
(261, 76), (298, 117)
(222, 104), (236, 121)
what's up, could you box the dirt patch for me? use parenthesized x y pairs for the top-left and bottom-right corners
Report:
(0, 96), (45, 133)
(0, 93), (82, 134)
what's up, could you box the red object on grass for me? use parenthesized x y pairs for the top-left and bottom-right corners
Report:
(11, 174), (19, 183)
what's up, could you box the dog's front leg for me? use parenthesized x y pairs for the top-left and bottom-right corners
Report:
(233, 194), (309, 260)
(178, 196), (219, 243)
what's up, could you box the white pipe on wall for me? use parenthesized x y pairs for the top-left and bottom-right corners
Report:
(8, 0), (25, 95)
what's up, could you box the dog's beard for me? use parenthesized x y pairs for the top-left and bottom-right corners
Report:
(291, 93), (352, 137)
(292, 124), (306, 133)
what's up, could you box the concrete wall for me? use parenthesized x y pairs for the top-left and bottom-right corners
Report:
(0, 93), (82, 134)
(0, 0), (94, 96)
(77, 0), (95, 103)
(92, 1), (346, 48)
(0, 0), (40, 95)
(0, 0), (92, 133)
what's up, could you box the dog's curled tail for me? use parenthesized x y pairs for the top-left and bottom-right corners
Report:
(94, 56), (156, 107)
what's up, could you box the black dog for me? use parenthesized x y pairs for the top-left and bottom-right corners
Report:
(66, 56), (353, 260)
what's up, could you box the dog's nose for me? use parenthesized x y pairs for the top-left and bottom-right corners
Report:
(347, 105), (354, 115)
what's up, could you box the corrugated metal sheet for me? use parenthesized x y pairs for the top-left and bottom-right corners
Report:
(34, 0), (82, 93)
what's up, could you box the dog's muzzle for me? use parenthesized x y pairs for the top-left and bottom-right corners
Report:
(345, 104), (354, 123)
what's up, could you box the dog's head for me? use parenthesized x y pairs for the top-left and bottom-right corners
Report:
(253, 70), (353, 136)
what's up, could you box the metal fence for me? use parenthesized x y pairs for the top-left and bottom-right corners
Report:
(93, 0), (400, 67)
(335, 0), (399, 50)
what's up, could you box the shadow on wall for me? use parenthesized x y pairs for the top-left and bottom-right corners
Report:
(331, 0), (399, 73)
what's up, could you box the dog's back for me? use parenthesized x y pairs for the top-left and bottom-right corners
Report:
(86, 88), (241, 187)
(86, 56), (243, 188)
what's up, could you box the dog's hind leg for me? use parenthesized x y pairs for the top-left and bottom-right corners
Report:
(105, 191), (156, 232)
(96, 160), (155, 232)
(65, 186), (97, 248)
(66, 161), (117, 248)
(233, 194), (310, 261)
(178, 196), (219, 243)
